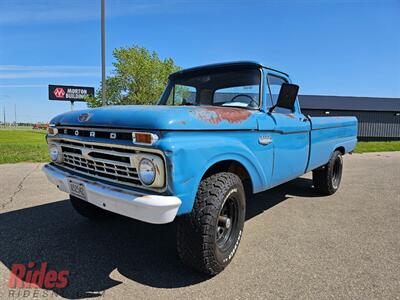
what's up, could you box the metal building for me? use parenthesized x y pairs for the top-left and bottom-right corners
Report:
(299, 95), (400, 141)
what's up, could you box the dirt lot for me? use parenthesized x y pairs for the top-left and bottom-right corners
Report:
(0, 152), (399, 299)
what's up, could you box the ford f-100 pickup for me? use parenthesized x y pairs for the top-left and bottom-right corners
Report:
(43, 61), (357, 275)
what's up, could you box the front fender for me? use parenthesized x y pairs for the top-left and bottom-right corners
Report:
(158, 132), (270, 215)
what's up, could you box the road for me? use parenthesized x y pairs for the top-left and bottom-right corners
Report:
(0, 152), (399, 299)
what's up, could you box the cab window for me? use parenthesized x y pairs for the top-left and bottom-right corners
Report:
(166, 85), (196, 106)
(267, 74), (293, 114)
(213, 85), (259, 108)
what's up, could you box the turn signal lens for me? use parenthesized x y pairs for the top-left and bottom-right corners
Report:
(47, 127), (58, 136)
(132, 132), (159, 145)
(135, 133), (152, 144)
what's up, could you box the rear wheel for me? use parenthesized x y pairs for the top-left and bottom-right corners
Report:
(70, 195), (115, 221)
(313, 150), (343, 195)
(176, 172), (245, 275)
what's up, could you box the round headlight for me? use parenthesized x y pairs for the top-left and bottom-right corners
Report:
(138, 158), (156, 186)
(49, 145), (62, 162)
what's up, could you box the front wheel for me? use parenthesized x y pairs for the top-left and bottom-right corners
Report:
(313, 150), (343, 195)
(176, 172), (245, 275)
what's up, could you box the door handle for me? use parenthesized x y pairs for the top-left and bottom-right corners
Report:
(300, 117), (308, 122)
(259, 135), (272, 145)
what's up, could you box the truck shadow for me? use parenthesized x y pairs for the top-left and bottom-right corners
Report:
(0, 177), (318, 298)
(246, 177), (319, 220)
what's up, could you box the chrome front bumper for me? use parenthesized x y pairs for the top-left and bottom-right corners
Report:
(42, 164), (181, 224)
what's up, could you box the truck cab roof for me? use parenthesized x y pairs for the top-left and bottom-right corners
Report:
(170, 61), (289, 78)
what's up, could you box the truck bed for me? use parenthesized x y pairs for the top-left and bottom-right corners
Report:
(307, 116), (358, 172)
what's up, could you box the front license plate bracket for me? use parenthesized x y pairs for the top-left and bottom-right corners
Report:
(68, 179), (87, 201)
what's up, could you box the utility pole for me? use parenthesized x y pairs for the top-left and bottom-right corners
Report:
(14, 103), (17, 126)
(101, 0), (106, 106)
(3, 106), (5, 127)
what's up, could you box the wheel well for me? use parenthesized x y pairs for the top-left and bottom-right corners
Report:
(202, 160), (253, 195)
(335, 146), (345, 155)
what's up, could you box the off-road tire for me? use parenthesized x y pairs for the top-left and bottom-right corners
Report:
(70, 195), (115, 221)
(176, 172), (245, 275)
(313, 150), (343, 195)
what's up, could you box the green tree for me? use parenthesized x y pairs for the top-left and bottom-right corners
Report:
(87, 45), (180, 107)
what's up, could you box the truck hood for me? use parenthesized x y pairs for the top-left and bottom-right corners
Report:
(50, 105), (258, 131)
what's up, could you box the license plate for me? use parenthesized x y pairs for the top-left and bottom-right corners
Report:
(69, 179), (87, 200)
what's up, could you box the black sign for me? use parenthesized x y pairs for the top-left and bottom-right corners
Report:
(49, 85), (94, 102)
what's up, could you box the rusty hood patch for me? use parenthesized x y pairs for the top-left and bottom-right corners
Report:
(190, 107), (251, 124)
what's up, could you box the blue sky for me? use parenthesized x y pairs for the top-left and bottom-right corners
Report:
(0, 0), (399, 123)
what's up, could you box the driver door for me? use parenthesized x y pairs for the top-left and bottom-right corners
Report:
(267, 73), (311, 186)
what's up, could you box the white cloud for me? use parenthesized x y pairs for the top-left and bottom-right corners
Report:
(0, 84), (47, 88)
(0, 72), (100, 79)
(0, 65), (100, 79)
(0, 65), (99, 71)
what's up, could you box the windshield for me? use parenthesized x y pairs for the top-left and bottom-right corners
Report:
(158, 68), (261, 109)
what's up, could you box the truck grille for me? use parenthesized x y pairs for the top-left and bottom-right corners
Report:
(56, 139), (144, 188)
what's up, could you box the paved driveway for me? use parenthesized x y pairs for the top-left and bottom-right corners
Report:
(0, 152), (399, 299)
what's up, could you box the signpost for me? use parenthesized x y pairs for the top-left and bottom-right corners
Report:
(101, 0), (106, 106)
(48, 85), (94, 111)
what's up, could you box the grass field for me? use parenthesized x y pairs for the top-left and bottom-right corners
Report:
(0, 128), (399, 164)
(353, 141), (400, 153)
(0, 129), (49, 164)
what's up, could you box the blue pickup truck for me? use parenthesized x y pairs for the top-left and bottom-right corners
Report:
(43, 61), (357, 275)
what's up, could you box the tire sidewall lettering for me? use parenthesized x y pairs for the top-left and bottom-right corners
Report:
(217, 185), (245, 265)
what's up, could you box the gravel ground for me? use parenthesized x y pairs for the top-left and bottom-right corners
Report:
(0, 152), (399, 299)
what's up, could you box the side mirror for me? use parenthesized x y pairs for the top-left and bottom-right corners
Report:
(269, 83), (299, 112)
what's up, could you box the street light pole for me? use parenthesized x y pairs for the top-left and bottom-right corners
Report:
(101, 0), (106, 106)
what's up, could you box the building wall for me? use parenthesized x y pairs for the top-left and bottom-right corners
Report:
(302, 109), (400, 141)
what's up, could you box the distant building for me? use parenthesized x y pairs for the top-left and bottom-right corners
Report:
(299, 95), (400, 141)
